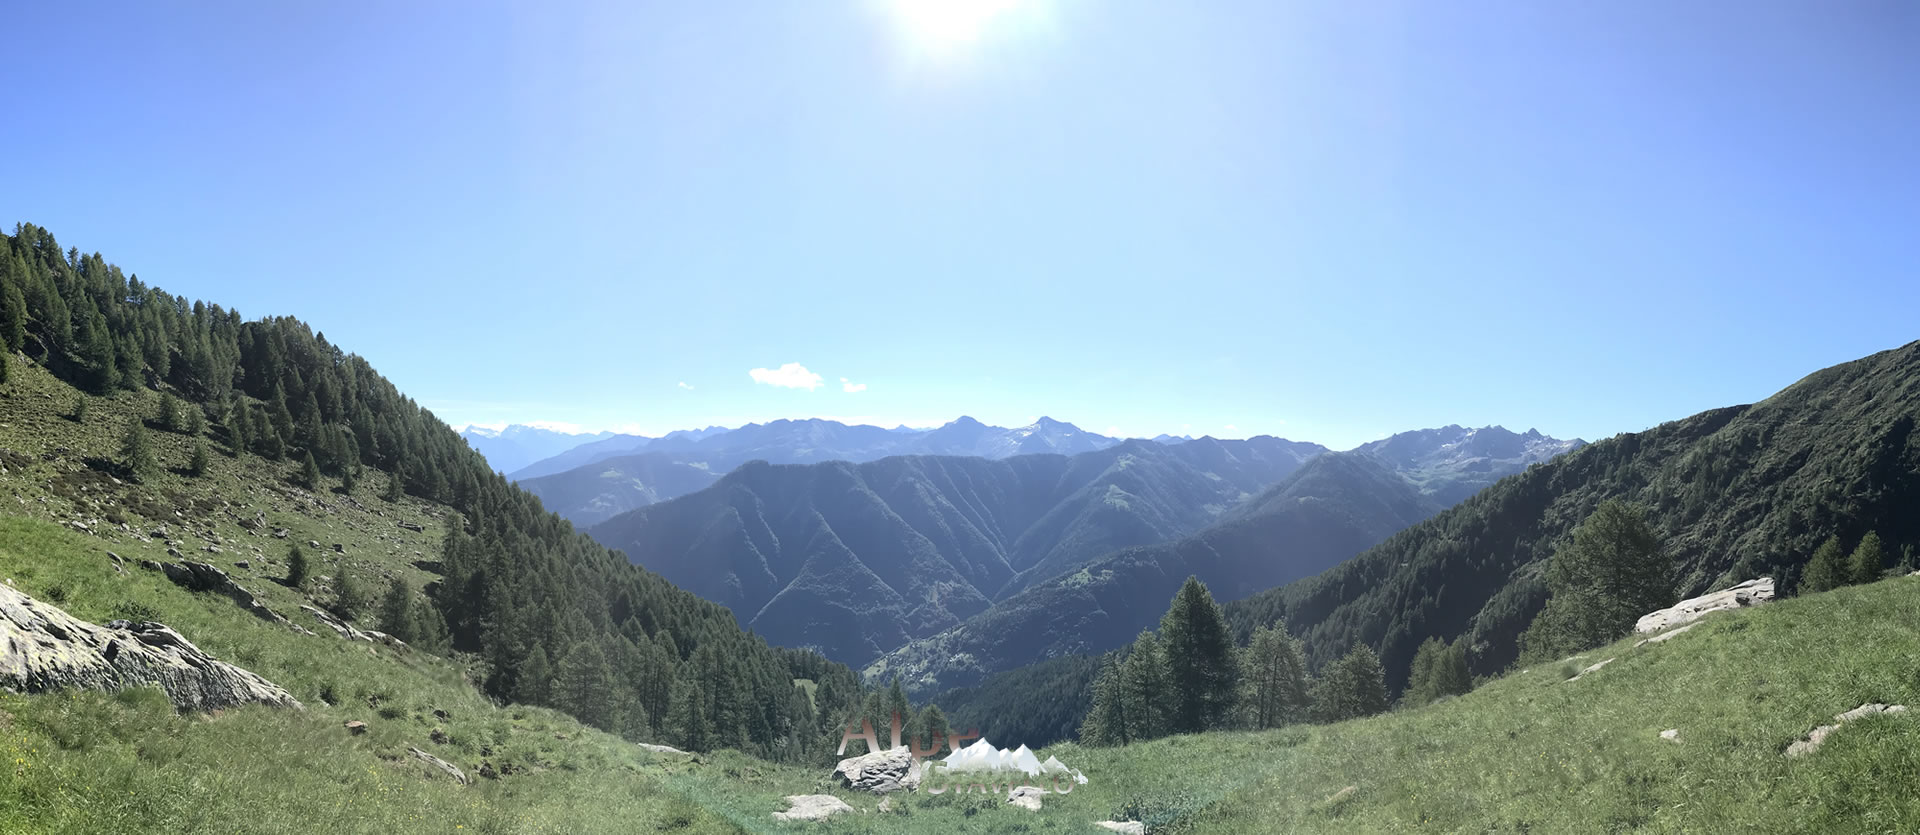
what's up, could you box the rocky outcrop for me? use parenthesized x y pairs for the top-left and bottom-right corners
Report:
(772, 795), (854, 822)
(1635, 577), (1774, 634)
(408, 746), (470, 785)
(1095, 823), (1147, 835)
(833, 745), (922, 794)
(158, 561), (292, 628)
(300, 605), (404, 648)
(0, 584), (299, 711)
(1785, 703), (1908, 757)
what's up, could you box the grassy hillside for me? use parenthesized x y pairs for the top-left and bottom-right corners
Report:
(0, 360), (737, 832)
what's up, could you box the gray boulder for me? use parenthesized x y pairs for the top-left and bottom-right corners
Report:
(0, 583), (299, 711)
(833, 745), (922, 794)
(1635, 577), (1774, 634)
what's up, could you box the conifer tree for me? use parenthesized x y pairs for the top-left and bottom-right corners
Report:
(0, 353), (8, 387)
(382, 470), (404, 503)
(378, 578), (413, 640)
(1311, 644), (1390, 723)
(1119, 630), (1174, 741)
(515, 644), (552, 705)
(407, 601), (451, 654)
(668, 674), (711, 751)
(1158, 577), (1240, 733)
(158, 391), (183, 432)
(121, 416), (157, 483)
(1081, 658), (1131, 746)
(185, 404), (205, 435)
(286, 544), (308, 589)
(1519, 500), (1671, 658)
(297, 451), (322, 490)
(267, 385), (295, 449)
(333, 570), (369, 622)
(1802, 535), (1847, 593)
(188, 438), (210, 477)
(1242, 625), (1311, 729)
(918, 704), (950, 754)
(70, 393), (87, 422)
(229, 401), (252, 456)
(555, 641), (615, 729)
(0, 267), (25, 353)
(1403, 636), (1472, 707)
(1849, 531), (1887, 585)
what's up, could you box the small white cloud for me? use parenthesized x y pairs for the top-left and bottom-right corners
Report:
(1224, 424), (1238, 432)
(1181, 423), (1192, 431)
(677, 381), (694, 390)
(522, 420), (587, 434)
(840, 377), (868, 393)
(749, 363), (824, 390)
(1105, 426), (1122, 436)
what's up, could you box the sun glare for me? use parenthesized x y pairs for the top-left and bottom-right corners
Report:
(883, 0), (1033, 60)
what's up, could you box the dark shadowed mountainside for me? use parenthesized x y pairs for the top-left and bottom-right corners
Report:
(588, 437), (1328, 664)
(1226, 340), (1920, 695)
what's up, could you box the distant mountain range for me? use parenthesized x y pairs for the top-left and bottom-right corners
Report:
(586, 424), (1581, 679)
(587, 436), (1329, 664)
(458, 424), (619, 476)
(870, 425), (1581, 692)
(513, 417), (1140, 526)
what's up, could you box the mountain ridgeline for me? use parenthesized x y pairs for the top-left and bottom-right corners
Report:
(587, 436), (1328, 665)
(511, 416), (1144, 525)
(0, 223), (858, 762)
(1227, 340), (1920, 696)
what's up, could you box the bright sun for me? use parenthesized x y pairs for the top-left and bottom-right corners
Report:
(882, 0), (1033, 59)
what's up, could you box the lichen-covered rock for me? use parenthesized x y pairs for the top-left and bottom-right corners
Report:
(1635, 577), (1774, 634)
(833, 745), (922, 794)
(0, 584), (299, 711)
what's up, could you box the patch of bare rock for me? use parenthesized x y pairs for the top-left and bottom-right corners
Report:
(0, 583), (299, 711)
(772, 794), (855, 822)
(1785, 703), (1908, 758)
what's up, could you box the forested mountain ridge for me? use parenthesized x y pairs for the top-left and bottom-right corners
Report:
(587, 436), (1327, 664)
(869, 425), (1582, 695)
(0, 222), (858, 762)
(1227, 340), (1920, 695)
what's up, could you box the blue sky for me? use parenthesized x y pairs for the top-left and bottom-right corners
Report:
(2, 1), (1915, 449)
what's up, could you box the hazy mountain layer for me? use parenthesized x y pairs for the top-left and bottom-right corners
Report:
(588, 437), (1328, 664)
